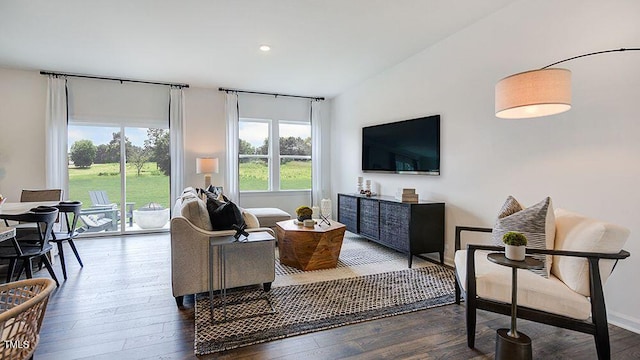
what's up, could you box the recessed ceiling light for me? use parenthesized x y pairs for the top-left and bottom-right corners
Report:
(259, 45), (271, 52)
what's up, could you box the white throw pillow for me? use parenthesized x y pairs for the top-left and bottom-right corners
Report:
(492, 196), (555, 277)
(552, 208), (630, 297)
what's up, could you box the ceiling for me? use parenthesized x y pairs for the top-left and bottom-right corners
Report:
(0, 0), (515, 98)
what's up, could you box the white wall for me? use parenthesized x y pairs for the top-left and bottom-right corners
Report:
(0, 68), (47, 200)
(331, 0), (640, 332)
(183, 87), (226, 190)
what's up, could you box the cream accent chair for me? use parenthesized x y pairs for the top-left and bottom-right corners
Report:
(171, 188), (276, 307)
(454, 209), (630, 360)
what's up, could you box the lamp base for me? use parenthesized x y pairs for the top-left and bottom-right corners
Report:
(204, 174), (212, 188)
(495, 328), (532, 360)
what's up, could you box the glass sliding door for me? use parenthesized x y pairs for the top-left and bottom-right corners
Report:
(124, 127), (170, 232)
(68, 125), (122, 234)
(67, 125), (170, 234)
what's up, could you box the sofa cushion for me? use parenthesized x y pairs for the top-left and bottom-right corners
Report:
(492, 196), (555, 277)
(179, 196), (212, 231)
(552, 208), (630, 297)
(242, 211), (260, 229)
(455, 249), (591, 320)
(244, 208), (292, 228)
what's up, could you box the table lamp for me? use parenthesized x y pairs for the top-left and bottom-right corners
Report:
(196, 157), (219, 188)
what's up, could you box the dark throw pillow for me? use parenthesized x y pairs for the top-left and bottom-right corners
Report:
(210, 201), (246, 231)
(202, 190), (245, 231)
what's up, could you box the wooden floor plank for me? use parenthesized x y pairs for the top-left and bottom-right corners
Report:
(24, 233), (639, 359)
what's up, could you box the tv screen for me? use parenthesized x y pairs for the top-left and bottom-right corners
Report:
(362, 115), (440, 175)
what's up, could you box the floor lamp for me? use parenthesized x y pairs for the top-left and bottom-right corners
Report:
(196, 157), (219, 188)
(495, 47), (639, 119)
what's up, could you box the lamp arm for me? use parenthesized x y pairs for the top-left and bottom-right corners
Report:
(541, 47), (640, 69)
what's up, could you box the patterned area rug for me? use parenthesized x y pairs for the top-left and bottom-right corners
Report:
(194, 265), (455, 355)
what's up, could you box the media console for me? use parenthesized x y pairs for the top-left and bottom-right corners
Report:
(337, 193), (445, 268)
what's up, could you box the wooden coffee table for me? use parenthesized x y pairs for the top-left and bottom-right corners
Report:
(276, 219), (346, 271)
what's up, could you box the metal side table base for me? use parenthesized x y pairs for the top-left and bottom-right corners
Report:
(496, 328), (532, 360)
(209, 232), (277, 324)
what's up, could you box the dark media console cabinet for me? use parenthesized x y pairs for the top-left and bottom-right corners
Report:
(337, 193), (445, 268)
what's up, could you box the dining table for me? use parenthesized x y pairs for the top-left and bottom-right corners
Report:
(0, 201), (61, 217)
(0, 201), (61, 231)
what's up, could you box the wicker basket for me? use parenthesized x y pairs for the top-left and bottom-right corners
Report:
(0, 278), (55, 360)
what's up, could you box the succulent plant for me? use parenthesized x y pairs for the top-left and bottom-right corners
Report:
(296, 206), (313, 221)
(502, 231), (528, 246)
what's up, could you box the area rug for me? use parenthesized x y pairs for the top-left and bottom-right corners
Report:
(194, 265), (455, 355)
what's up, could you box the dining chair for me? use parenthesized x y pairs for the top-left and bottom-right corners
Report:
(20, 189), (63, 202)
(0, 207), (60, 286)
(8, 189), (63, 229)
(51, 201), (83, 280)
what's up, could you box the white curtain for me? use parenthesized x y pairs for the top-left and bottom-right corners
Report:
(45, 76), (69, 197)
(225, 92), (240, 202)
(311, 100), (325, 206)
(169, 87), (185, 208)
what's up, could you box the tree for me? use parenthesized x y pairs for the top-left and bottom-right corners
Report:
(70, 139), (97, 168)
(280, 136), (311, 155)
(256, 138), (269, 155)
(239, 139), (255, 155)
(144, 128), (170, 176)
(105, 131), (134, 163)
(94, 144), (110, 164)
(127, 146), (149, 176)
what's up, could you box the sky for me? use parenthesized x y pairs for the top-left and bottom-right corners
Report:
(68, 125), (151, 150)
(239, 122), (311, 147)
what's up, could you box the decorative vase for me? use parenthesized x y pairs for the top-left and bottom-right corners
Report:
(505, 245), (526, 261)
(320, 198), (332, 220)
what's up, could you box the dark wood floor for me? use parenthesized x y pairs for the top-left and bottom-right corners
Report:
(27, 234), (640, 359)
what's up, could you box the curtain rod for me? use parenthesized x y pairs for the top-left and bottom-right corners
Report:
(218, 87), (324, 101)
(40, 71), (189, 88)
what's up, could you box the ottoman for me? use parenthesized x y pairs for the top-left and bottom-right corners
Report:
(244, 208), (291, 228)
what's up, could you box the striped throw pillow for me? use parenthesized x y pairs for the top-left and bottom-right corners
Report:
(492, 196), (555, 277)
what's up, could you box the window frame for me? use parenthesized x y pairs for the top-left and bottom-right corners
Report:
(239, 117), (311, 193)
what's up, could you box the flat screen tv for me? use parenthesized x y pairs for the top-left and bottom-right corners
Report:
(362, 115), (440, 175)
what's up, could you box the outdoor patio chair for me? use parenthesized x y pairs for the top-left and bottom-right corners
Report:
(77, 207), (118, 233)
(88, 190), (135, 227)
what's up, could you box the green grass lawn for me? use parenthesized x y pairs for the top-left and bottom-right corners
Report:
(68, 160), (310, 211)
(68, 162), (170, 209)
(239, 160), (311, 191)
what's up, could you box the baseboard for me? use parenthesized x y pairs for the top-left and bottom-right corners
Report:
(608, 310), (640, 334)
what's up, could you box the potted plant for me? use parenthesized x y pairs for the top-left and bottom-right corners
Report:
(295, 206), (313, 222)
(502, 231), (528, 261)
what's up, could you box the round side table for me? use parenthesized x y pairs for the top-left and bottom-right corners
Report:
(487, 253), (543, 360)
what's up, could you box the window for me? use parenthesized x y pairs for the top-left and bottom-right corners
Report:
(239, 118), (311, 191)
(239, 120), (270, 191)
(279, 122), (311, 190)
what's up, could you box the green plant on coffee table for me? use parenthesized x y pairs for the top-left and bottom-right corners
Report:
(502, 231), (528, 246)
(296, 206), (313, 221)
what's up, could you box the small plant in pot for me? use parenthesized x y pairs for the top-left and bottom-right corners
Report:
(295, 206), (313, 222)
(502, 231), (528, 261)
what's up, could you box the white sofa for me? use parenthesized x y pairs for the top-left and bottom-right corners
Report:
(170, 188), (276, 306)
